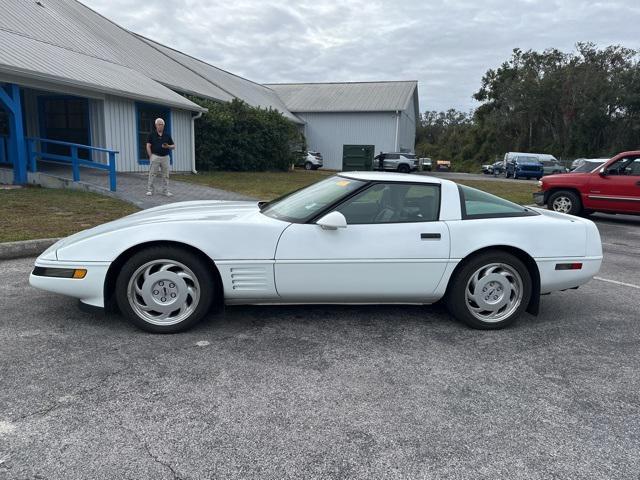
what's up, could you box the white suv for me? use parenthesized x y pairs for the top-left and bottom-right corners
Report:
(374, 152), (418, 173)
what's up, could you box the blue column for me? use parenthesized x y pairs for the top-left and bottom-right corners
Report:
(0, 83), (28, 184)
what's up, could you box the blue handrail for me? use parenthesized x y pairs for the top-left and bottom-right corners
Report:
(26, 137), (119, 192)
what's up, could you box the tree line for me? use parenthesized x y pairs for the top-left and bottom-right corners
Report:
(416, 44), (640, 170)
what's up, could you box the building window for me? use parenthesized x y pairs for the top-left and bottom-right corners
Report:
(136, 103), (171, 164)
(0, 110), (9, 136)
(38, 96), (90, 160)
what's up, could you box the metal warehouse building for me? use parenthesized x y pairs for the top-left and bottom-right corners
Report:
(1, 0), (418, 191)
(267, 82), (419, 171)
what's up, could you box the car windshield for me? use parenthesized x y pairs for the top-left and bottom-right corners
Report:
(261, 176), (366, 223)
(573, 161), (604, 173)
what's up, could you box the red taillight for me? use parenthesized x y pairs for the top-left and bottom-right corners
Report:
(555, 263), (583, 271)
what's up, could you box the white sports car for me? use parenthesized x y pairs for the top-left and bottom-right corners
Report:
(30, 172), (603, 333)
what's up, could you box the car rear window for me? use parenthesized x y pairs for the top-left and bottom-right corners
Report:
(458, 185), (538, 219)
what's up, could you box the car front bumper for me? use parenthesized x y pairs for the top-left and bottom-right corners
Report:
(29, 258), (110, 308)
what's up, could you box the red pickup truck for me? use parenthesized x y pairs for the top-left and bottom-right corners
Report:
(533, 151), (640, 216)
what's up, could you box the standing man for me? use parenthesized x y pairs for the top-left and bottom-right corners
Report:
(146, 118), (175, 196)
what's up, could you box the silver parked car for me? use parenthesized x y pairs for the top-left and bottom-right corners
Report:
(540, 159), (568, 176)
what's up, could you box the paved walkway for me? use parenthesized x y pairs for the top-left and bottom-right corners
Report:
(36, 163), (255, 209)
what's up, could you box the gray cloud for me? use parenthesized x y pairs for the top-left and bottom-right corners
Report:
(84, 0), (640, 113)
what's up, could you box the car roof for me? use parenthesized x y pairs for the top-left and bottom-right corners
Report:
(339, 171), (446, 184)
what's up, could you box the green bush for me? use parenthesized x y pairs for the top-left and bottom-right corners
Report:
(188, 97), (305, 171)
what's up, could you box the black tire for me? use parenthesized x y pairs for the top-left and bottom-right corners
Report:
(547, 190), (582, 216)
(304, 161), (313, 171)
(115, 246), (216, 333)
(445, 251), (532, 330)
(397, 164), (411, 174)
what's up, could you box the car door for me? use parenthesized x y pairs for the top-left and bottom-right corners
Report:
(586, 155), (640, 213)
(274, 182), (450, 302)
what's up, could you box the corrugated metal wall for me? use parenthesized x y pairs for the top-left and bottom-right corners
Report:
(102, 96), (193, 172)
(103, 95), (139, 172)
(170, 108), (193, 173)
(298, 112), (397, 170)
(88, 98), (107, 163)
(397, 99), (416, 154)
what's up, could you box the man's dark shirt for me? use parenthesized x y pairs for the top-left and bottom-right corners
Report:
(147, 130), (174, 157)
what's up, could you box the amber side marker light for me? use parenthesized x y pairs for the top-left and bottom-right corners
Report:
(32, 267), (87, 279)
(73, 269), (87, 279)
(555, 263), (583, 271)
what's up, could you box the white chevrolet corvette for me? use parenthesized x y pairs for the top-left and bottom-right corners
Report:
(30, 172), (603, 333)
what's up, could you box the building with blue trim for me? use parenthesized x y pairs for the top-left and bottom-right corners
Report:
(0, 0), (418, 186)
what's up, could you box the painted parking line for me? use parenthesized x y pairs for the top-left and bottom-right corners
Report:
(594, 276), (640, 290)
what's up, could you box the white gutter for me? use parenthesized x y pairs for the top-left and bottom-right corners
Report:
(394, 110), (400, 151)
(191, 111), (203, 174)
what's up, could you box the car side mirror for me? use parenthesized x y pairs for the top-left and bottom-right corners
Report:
(317, 211), (347, 230)
(599, 167), (607, 176)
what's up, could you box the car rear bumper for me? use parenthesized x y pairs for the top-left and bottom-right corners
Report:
(537, 256), (602, 294)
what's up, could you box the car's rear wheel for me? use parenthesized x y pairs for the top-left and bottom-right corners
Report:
(397, 164), (411, 174)
(445, 251), (532, 329)
(304, 161), (313, 170)
(548, 190), (582, 216)
(115, 247), (215, 333)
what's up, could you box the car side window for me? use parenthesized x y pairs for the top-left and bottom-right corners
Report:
(385, 154), (400, 160)
(336, 183), (440, 224)
(607, 156), (640, 175)
(458, 185), (538, 219)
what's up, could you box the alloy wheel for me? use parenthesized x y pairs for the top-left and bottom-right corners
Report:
(552, 196), (573, 213)
(464, 263), (524, 323)
(126, 259), (200, 326)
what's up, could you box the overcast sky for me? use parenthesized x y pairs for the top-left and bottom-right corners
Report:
(83, 0), (640, 114)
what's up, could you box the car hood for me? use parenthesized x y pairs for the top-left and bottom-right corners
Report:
(48, 200), (260, 255)
(543, 172), (592, 182)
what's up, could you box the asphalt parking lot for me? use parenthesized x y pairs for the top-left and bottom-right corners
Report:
(1, 214), (639, 479)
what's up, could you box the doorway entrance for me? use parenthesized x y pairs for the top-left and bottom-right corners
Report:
(342, 144), (374, 171)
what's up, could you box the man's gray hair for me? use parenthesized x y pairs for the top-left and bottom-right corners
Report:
(155, 118), (165, 125)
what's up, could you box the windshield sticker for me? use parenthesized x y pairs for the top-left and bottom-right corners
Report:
(336, 180), (351, 187)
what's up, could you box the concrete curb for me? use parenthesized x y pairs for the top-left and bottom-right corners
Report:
(0, 238), (60, 260)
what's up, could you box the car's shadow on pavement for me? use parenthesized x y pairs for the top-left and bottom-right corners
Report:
(590, 212), (640, 226)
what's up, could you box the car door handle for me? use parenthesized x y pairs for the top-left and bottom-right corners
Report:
(421, 233), (441, 240)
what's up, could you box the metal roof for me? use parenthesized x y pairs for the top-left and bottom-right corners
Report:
(265, 81), (418, 113)
(0, 0), (229, 109)
(0, 0), (300, 117)
(137, 36), (303, 124)
(0, 30), (203, 111)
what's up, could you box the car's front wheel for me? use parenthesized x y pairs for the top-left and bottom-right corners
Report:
(445, 251), (532, 329)
(115, 247), (215, 333)
(304, 161), (313, 170)
(548, 190), (581, 216)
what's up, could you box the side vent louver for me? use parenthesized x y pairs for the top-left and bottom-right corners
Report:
(230, 267), (268, 291)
